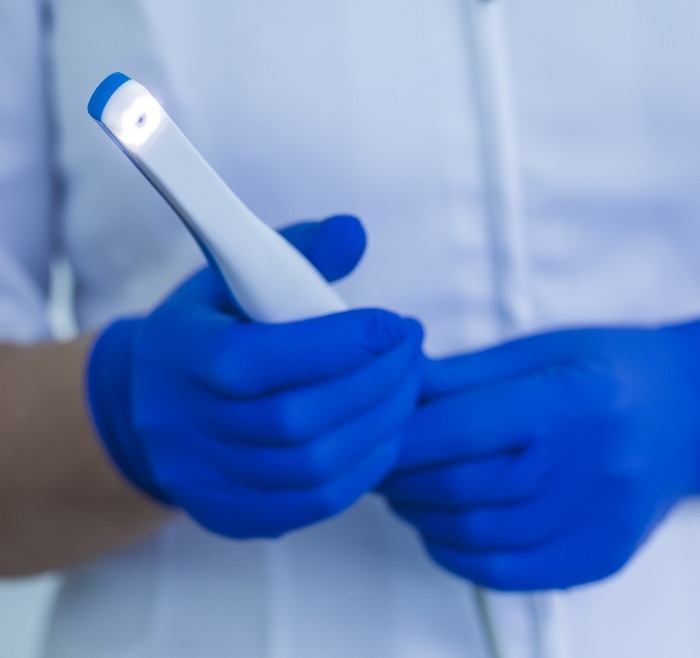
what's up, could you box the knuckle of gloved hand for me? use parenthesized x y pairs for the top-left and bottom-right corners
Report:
(507, 462), (544, 501)
(220, 514), (286, 541)
(204, 514), (253, 539)
(585, 533), (637, 584)
(193, 492), (292, 539)
(469, 554), (516, 591)
(436, 470), (481, 508)
(602, 451), (648, 500)
(217, 359), (258, 399)
(252, 519), (289, 540)
(616, 494), (651, 543)
(432, 471), (466, 505)
(305, 481), (348, 523)
(356, 310), (415, 358)
(458, 511), (495, 546)
(425, 541), (514, 590)
(270, 396), (318, 443)
(296, 443), (340, 486)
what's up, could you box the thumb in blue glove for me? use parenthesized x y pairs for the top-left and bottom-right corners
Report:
(380, 323), (700, 590)
(88, 215), (424, 538)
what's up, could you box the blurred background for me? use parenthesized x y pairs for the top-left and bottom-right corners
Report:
(0, 260), (77, 657)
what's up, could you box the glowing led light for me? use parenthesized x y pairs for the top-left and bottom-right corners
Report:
(116, 94), (163, 147)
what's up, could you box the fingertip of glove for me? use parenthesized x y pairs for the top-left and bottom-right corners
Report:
(314, 214), (367, 281)
(403, 317), (425, 344)
(322, 214), (365, 240)
(361, 310), (423, 356)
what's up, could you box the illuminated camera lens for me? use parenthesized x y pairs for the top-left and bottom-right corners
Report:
(117, 94), (163, 147)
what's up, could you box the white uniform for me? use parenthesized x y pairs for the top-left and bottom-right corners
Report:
(3, 0), (700, 656)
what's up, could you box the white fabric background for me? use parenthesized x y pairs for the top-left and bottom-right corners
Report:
(0, 577), (59, 658)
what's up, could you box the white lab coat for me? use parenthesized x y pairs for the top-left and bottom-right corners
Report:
(3, 0), (700, 656)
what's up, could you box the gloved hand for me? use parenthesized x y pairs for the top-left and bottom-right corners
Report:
(379, 323), (700, 590)
(88, 215), (424, 538)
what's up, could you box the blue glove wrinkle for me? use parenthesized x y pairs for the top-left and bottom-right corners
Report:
(194, 320), (423, 447)
(390, 460), (584, 552)
(174, 431), (404, 539)
(202, 309), (416, 400)
(420, 331), (583, 401)
(393, 376), (543, 472)
(186, 361), (423, 490)
(378, 451), (542, 509)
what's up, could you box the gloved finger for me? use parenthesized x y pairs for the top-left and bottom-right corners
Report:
(378, 450), (550, 508)
(394, 374), (558, 471)
(198, 364), (421, 488)
(162, 215), (364, 313)
(422, 329), (593, 401)
(199, 323), (423, 444)
(198, 310), (422, 399)
(178, 433), (403, 539)
(278, 215), (366, 283)
(145, 213), (365, 343)
(423, 520), (634, 591)
(165, 266), (238, 313)
(391, 486), (573, 552)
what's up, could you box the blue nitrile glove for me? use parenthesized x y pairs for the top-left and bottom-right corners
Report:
(88, 215), (424, 538)
(379, 323), (700, 590)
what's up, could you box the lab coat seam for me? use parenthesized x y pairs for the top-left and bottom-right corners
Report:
(461, 0), (533, 338)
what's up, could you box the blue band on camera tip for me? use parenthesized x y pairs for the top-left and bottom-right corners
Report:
(88, 72), (131, 121)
